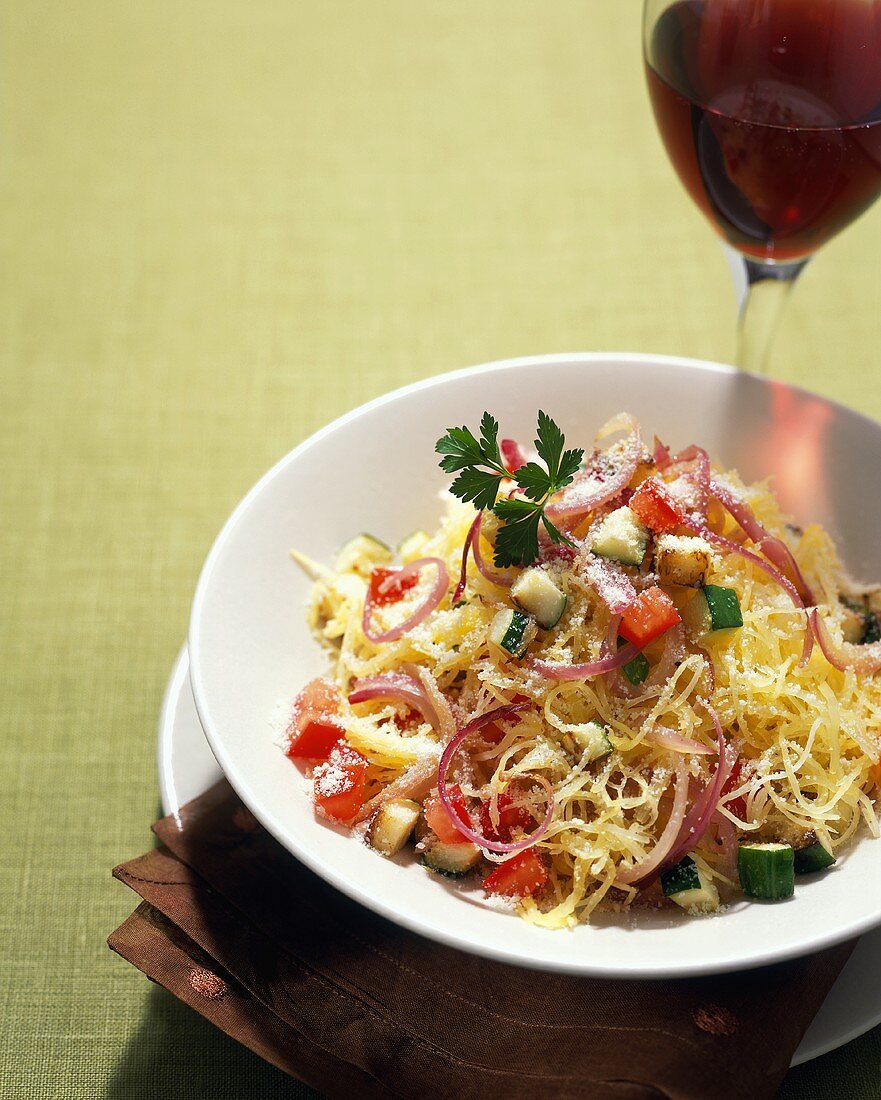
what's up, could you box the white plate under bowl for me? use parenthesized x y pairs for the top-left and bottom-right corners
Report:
(157, 646), (881, 1068)
(188, 352), (881, 979)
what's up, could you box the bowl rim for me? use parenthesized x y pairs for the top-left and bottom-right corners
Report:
(189, 350), (881, 978)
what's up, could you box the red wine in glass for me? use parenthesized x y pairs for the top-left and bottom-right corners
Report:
(646, 0), (881, 264)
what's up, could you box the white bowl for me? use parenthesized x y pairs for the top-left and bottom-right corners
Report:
(189, 353), (881, 978)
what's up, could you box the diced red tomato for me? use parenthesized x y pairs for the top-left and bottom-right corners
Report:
(479, 696), (530, 745)
(286, 678), (345, 761)
(368, 566), (419, 608)
(312, 741), (368, 824)
(501, 438), (526, 475)
(479, 789), (533, 843)
(483, 849), (548, 898)
(721, 760), (748, 819)
(629, 478), (683, 534)
(424, 784), (473, 844)
(619, 586), (681, 648)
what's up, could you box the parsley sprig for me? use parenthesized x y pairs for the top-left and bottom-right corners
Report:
(435, 411), (583, 567)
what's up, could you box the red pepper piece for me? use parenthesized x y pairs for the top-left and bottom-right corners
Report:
(313, 741), (368, 824)
(424, 784), (473, 844)
(368, 566), (420, 608)
(483, 849), (548, 898)
(286, 678), (346, 761)
(479, 789), (533, 843)
(630, 477), (683, 534)
(619, 586), (681, 648)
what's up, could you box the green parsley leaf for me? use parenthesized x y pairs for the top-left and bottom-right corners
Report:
(449, 467), (505, 512)
(493, 507), (543, 568)
(478, 412), (502, 468)
(514, 461), (552, 502)
(437, 410), (583, 567)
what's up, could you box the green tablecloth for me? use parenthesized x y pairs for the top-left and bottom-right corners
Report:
(2, 2), (879, 1096)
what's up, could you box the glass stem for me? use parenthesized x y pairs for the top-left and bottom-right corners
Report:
(736, 256), (808, 373)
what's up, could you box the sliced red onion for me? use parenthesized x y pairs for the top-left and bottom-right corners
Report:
(711, 478), (814, 604)
(654, 436), (672, 470)
(615, 755), (689, 886)
(453, 512), (480, 604)
(437, 703), (555, 854)
(661, 704), (738, 873)
(348, 671), (439, 727)
(646, 724), (715, 756)
(811, 609), (881, 675)
(581, 554), (637, 614)
(546, 413), (642, 521)
(679, 514), (813, 665)
(530, 642), (639, 681)
(501, 438), (526, 474)
(453, 512), (512, 604)
(355, 754), (439, 823)
(362, 557), (449, 644)
(672, 444), (711, 517)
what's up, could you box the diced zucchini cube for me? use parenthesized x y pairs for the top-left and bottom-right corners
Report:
(398, 529), (430, 564)
(335, 533), (392, 573)
(793, 840), (836, 875)
(660, 856), (720, 910)
(654, 534), (711, 588)
(683, 584), (743, 638)
(737, 842), (794, 899)
(368, 798), (421, 856)
(570, 720), (613, 762)
(511, 568), (567, 629)
(423, 840), (481, 876)
(591, 507), (650, 567)
(488, 609), (537, 659)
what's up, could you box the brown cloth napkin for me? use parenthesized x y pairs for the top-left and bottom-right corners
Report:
(109, 781), (854, 1100)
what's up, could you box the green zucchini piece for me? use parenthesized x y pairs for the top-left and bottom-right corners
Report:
(570, 720), (613, 763)
(422, 840), (481, 876)
(398, 529), (430, 563)
(794, 840), (836, 875)
(683, 584), (743, 637)
(335, 533), (392, 571)
(591, 506), (650, 567)
(618, 640), (649, 685)
(368, 798), (421, 856)
(488, 609), (536, 658)
(863, 612), (881, 645)
(511, 568), (567, 629)
(661, 856), (720, 910)
(737, 842), (794, 899)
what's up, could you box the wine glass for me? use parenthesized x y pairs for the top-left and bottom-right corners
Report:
(643, 0), (881, 372)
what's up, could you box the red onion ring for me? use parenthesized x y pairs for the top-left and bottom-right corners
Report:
(453, 512), (512, 604)
(811, 609), (881, 675)
(678, 515), (813, 665)
(711, 478), (814, 604)
(453, 512), (480, 604)
(546, 413), (642, 521)
(437, 703), (554, 854)
(646, 725), (715, 756)
(501, 438), (526, 474)
(530, 642), (640, 681)
(355, 754), (439, 823)
(362, 557), (449, 643)
(348, 671), (440, 727)
(660, 703), (738, 874)
(616, 755), (689, 886)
